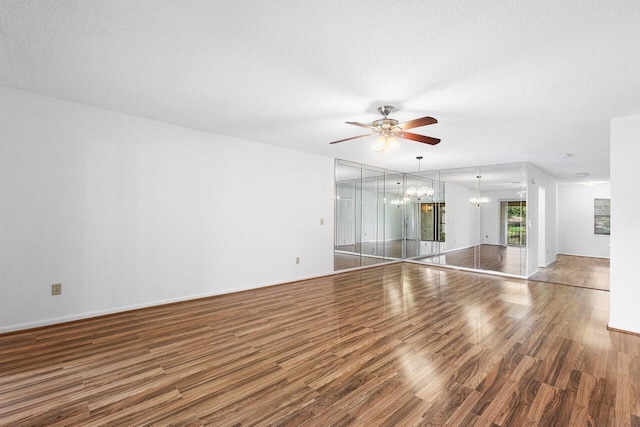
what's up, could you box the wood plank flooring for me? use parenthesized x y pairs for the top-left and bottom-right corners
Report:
(335, 240), (418, 260)
(418, 245), (526, 276)
(0, 263), (636, 426)
(335, 242), (525, 277)
(334, 253), (389, 270)
(530, 254), (610, 291)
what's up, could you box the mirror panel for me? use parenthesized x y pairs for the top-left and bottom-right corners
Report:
(404, 171), (445, 260)
(361, 165), (385, 260)
(335, 160), (365, 269)
(476, 163), (527, 276)
(334, 160), (404, 270)
(335, 159), (527, 277)
(384, 172), (406, 259)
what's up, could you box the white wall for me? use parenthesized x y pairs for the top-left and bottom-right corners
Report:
(610, 114), (640, 334)
(526, 163), (558, 276)
(0, 86), (335, 332)
(443, 182), (476, 252)
(361, 190), (377, 242)
(384, 199), (403, 241)
(557, 183), (611, 258)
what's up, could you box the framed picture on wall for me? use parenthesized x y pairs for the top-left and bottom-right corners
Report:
(594, 198), (610, 235)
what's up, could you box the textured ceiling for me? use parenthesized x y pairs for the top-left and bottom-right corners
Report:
(1, 0), (639, 181)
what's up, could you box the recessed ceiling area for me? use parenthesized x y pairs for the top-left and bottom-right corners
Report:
(1, 1), (638, 181)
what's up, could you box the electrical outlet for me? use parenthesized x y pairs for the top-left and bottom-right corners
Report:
(320, 218), (324, 225)
(296, 257), (300, 264)
(51, 283), (62, 296)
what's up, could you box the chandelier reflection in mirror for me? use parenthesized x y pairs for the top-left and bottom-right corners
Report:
(469, 195), (490, 206)
(405, 156), (434, 201)
(469, 175), (490, 206)
(390, 182), (406, 207)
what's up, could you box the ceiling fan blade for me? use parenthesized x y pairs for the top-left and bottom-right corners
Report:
(329, 133), (375, 144)
(397, 116), (438, 130)
(346, 121), (376, 130)
(398, 132), (441, 145)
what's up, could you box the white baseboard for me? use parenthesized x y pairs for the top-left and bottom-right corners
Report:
(440, 244), (476, 255)
(1, 269), (345, 334)
(608, 323), (640, 336)
(558, 252), (610, 260)
(538, 257), (557, 268)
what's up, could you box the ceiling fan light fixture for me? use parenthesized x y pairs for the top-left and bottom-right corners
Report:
(371, 135), (399, 153)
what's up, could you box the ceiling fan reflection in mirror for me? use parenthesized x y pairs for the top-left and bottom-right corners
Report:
(329, 106), (440, 153)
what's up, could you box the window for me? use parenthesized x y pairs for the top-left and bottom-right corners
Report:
(594, 198), (610, 235)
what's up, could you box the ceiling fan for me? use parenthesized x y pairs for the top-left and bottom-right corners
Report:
(329, 106), (440, 153)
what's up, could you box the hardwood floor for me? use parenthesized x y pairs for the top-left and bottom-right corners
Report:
(0, 263), (636, 426)
(334, 253), (389, 270)
(337, 247), (610, 291)
(334, 242), (525, 276)
(530, 254), (610, 291)
(418, 245), (526, 276)
(335, 240), (414, 261)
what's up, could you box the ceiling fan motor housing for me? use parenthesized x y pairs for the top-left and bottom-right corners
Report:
(372, 118), (399, 129)
(374, 106), (401, 135)
(378, 105), (394, 117)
